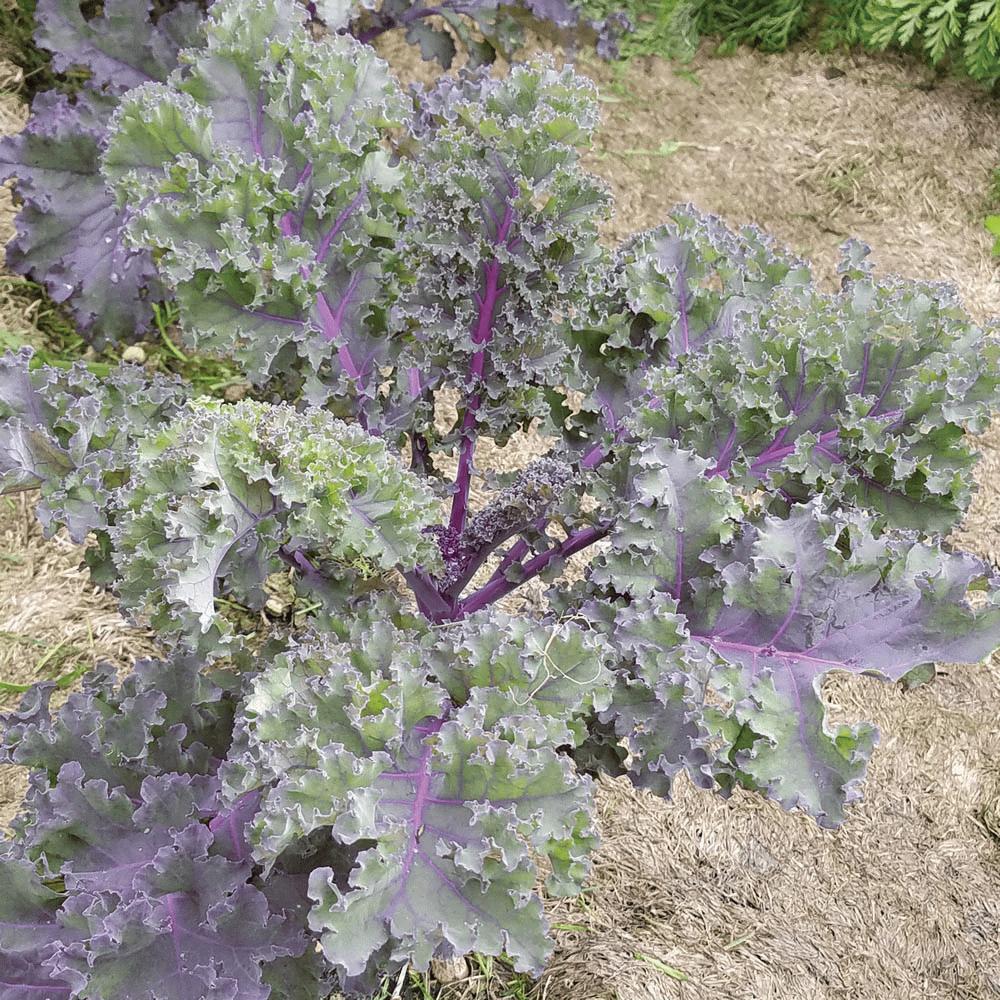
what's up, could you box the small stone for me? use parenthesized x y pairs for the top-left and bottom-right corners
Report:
(122, 345), (147, 364)
(264, 597), (288, 617)
(224, 383), (249, 403)
(430, 956), (468, 984)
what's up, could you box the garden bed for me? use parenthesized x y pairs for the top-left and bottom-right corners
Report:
(2, 34), (1000, 1000)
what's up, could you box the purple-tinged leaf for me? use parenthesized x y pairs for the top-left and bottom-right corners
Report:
(50, 826), (302, 1000)
(0, 951), (73, 1000)
(226, 629), (598, 981)
(683, 502), (1000, 825)
(0, 90), (165, 344)
(0, 854), (75, 955)
(23, 764), (217, 897)
(0, 349), (186, 543)
(305, 724), (590, 979)
(600, 598), (716, 795)
(0, 0), (203, 343)
(590, 441), (742, 601)
(1, 653), (232, 798)
(103, 3), (412, 418)
(34, 0), (204, 92)
(109, 399), (438, 653)
(629, 209), (1000, 534)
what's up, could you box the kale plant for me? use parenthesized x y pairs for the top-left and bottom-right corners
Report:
(0, 0), (626, 348)
(1, 0), (1000, 995)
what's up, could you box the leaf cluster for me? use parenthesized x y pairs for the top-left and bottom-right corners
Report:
(0, 0), (622, 350)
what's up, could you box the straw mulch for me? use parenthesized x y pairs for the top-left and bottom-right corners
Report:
(2, 38), (1000, 1000)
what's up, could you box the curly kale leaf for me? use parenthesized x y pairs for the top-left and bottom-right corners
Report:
(684, 501), (1000, 826)
(223, 616), (605, 982)
(47, 823), (301, 1000)
(589, 441), (742, 601)
(103, 0), (413, 423)
(0, 854), (78, 998)
(1, 653), (234, 802)
(34, 0), (205, 91)
(111, 399), (440, 651)
(0, 948), (74, 999)
(0, 348), (187, 554)
(585, 441), (1000, 825)
(2, 0), (622, 345)
(0, 89), (166, 344)
(0, 652), (311, 1000)
(601, 208), (1000, 534)
(396, 62), (609, 449)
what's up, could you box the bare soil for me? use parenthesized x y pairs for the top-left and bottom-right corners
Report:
(2, 36), (1000, 1000)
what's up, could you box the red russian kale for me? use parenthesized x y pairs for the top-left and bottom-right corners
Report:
(0, 0), (997, 996)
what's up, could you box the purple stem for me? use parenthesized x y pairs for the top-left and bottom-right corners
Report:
(448, 201), (516, 535)
(580, 420), (629, 472)
(316, 182), (367, 264)
(867, 348), (902, 417)
(675, 266), (690, 355)
(279, 545), (320, 578)
(207, 790), (262, 863)
(694, 636), (843, 671)
(279, 164), (315, 239)
(856, 342), (871, 395)
(708, 423), (739, 477)
(444, 514), (547, 600)
(317, 279), (364, 383)
(814, 444), (844, 465)
(581, 442), (607, 470)
(411, 432), (433, 474)
(457, 522), (611, 618)
(748, 404), (906, 477)
(248, 89), (266, 159)
(384, 716), (446, 917)
(403, 568), (454, 623)
(493, 537), (531, 579)
(748, 427), (842, 475)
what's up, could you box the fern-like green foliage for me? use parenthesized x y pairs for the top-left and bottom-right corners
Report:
(865, 0), (1000, 83)
(698, 0), (814, 53)
(586, 0), (1000, 86)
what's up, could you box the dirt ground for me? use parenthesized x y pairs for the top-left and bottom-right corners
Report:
(3, 35), (1000, 1000)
